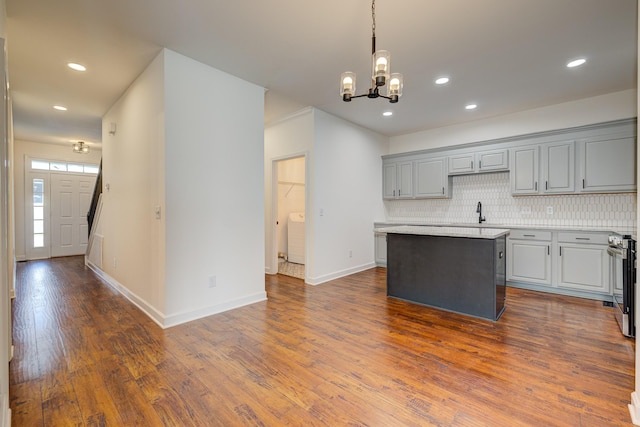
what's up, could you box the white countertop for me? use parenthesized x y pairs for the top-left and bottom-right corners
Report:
(373, 221), (634, 237)
(375, 225), (510, 239)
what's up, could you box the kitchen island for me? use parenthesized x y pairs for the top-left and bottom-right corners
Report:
(377, 225), (509, 321)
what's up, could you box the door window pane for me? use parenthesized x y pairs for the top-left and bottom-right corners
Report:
(33, 220), (43, 234)
(32, 160), (49, 170)
(50, 162), (67, 171)
(68, 164), (83, 172)
(33, 206), (43, 220)
(34, 234), (44, 248)
(84, 164), (99, 174)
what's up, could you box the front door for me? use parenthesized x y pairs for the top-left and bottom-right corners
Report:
(50, 173), (95, 257)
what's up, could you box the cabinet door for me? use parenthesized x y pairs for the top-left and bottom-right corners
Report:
(557, 244), (609, 293)
(382, 163), (397, 199)
(542, 141), (574, 194)
(448, 153), (475, 175)
(579, 136), (636, 192)
(374, 233), (387, 265)
(397, 161), (413, 198)
(510, 146), (539, 195)
(477, 149), (509, 172)
(415, 157), (449, 198)
(507, 239), (552, 285)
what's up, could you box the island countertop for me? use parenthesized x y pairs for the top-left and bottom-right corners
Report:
(375, 225), (510, 239)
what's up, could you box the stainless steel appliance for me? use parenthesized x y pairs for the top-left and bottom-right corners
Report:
(608, 234), (636, 337)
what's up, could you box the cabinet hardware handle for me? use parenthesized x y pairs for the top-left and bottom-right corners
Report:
(582, 179), (585, 188)
(399, 189), (401, 196)
(499, 251), (503, 259)
(545, 181), (548, 190)
(560, 246), (562, 256)
(535, 182), (538, 191)
(471, 161), (473, 169)
(442, 187), (444, 195)
(523, 234), (536, 237)
(547, 245), (550, 255)
(479, 160), (482, 168)
(393, 190), (395, 197)
(575, 237), (590, 241)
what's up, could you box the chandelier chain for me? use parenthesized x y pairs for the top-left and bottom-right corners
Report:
(371, 0), (376, 38)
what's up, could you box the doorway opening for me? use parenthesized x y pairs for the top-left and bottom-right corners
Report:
(275, 156), (306, 279)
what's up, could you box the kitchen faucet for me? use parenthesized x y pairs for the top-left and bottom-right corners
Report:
(476, 202), (486, 224)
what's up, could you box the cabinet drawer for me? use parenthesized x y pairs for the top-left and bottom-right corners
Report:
(509, 230), (552, 241)
(557, 232), (608, 245)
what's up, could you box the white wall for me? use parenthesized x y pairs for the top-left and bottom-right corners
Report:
(389, 89), (637, 154)
(309, 109), (387, 284)
(12, 140), (102, 259)
(264, 108), (387, 284)
(162, 49), (266, 326)
(100, 52), (166, 318)
(264, 108), (313, 275)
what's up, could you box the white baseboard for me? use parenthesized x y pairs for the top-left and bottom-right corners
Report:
(85, 258), (268, 329)
(163, 292), (267, 328)
(629, 392), (640, 425)
(85, 259), (166, 328)
(306, 262), (376, 286)
(0, 394), (10, 427)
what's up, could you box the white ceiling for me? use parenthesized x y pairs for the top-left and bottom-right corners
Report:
(6, 0), (638, 148)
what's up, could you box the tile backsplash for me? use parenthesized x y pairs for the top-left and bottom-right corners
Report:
(385, 172), (637, 232)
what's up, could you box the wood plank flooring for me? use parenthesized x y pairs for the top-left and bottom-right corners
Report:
(9, 256), (635, 426)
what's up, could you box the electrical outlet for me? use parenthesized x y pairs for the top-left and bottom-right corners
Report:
(208, 275), (217, 288)
(546, 206), (553, 215)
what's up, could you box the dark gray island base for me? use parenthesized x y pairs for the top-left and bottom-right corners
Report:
(380, 226), (508, 321)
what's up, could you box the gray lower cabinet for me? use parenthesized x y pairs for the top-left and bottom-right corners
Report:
(556, 232), (610, 293)
(374, 232), (387, 266)
(507, 231), (552, 286)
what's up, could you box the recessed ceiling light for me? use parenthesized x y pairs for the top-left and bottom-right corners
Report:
(465, 104), (477, 110)
(566, 58), (586, 68)
(53, 105), (67, 111)
(435, 77), (450, 85)
(383, 111), (393, 117)
(67, 62), (87, 72)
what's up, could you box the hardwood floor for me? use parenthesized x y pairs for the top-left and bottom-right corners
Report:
(9, 256), (635, 426)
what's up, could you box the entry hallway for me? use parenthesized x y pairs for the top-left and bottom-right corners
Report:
(9, 256), (636, 425)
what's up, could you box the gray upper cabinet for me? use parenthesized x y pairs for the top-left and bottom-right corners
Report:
(510, 145), (539, 195)
(415, 157), (450, 198)
(512, 141), (575, 195)
(541, 141), (575, 194)
(477, 149), (509, 172)
(577, 136), (636, 193)
(448, 149), (508, 175)
(383, 161), (414, 199)
(448, 153), (475, 175)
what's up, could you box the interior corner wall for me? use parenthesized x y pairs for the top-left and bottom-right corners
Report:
(309, 109), (387, 284)
(389, 89), (638, 153)
(162, 49), (266, 326)
(101, 51), (166, 318)
(12, 139), (102, 260)
(264, 108), (314, 276)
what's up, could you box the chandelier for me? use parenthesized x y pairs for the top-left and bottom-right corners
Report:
(73, 141), (89, 154)
(340, 0), (403, 103)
